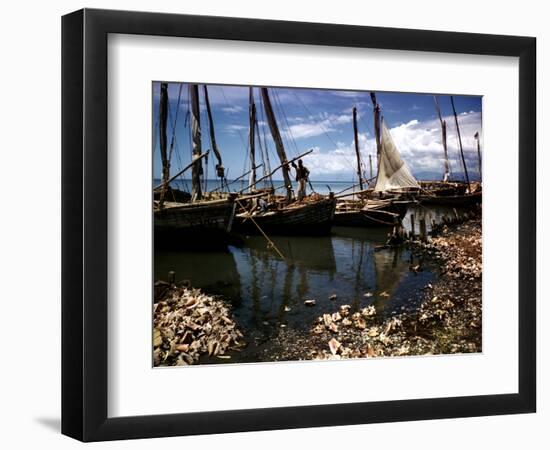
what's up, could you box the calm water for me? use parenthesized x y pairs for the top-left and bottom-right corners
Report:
(154, 208), (448, 363)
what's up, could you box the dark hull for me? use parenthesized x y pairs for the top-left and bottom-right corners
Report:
(154, 198), (236, 249)
(153, 186), (191, 203)
(334, 198), (409, 228)
(419, 191), (482, 206)
(235, 197), (336, 235)
(155, 198), (236, 231)
(419, 181), (468, 196)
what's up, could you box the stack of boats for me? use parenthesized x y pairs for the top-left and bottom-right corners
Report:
(154, 83), (481, 247)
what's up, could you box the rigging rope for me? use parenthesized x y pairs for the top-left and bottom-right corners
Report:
(219, 86), (250, 185)
(258, 94), (275, 188)
(272, 89), (301, 159)
(290, 90), (359, 177)
(167, 104), (189, 193)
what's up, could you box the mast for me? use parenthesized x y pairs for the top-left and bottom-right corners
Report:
(248, 87), (257, 192)
(203, 85), (225, 184)
(474, 131), (481, 180)
(158, 82), (169, 208)
(370, 93), (382, 163)
(450, 96), (471, 191)
(352, 106), (364, 190)
(261, 87), (293, 202)
(189, 84), (203, 201)
(434, 96), (451, 182)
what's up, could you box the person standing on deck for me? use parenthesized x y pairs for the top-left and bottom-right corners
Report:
(291, 159), (310, 201)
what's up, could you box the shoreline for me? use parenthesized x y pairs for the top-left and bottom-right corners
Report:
(153, 217), (482, 365)
(302, 218), (482, 360)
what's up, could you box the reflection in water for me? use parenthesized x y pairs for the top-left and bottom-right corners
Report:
(154, 212), (439, 362)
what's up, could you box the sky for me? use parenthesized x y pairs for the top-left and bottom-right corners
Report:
(152, 82), (482, 183)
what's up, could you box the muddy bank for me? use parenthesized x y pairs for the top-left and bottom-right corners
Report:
(153, 284), (244, 366)
(299, 218), (482, 360)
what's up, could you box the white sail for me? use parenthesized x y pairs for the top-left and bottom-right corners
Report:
(374, 121), (419, 192)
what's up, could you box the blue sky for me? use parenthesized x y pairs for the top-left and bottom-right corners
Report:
(152, 82), (482, 183)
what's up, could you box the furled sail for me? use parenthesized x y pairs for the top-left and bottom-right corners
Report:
(374, 121), (419, 192)
(261, 87), (293, 202)
(189, 84), (203, 201)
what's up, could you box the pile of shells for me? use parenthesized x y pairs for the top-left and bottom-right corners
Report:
(414, 219), (482, 280)
(311, 292), (479, 360)
(153, 286), (244, 366)
(311, 312), (406, 360)
(311, 304), (377, 336)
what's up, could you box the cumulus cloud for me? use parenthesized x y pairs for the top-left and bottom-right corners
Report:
(302, 111), (482, 180)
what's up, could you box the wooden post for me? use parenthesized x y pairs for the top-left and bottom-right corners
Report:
(419, 218), (427, 242)
(453, 208), (459, 222)
(410, 214), (416, 238)
(474, 131), (481, 181)
(168, 271), (176, 285)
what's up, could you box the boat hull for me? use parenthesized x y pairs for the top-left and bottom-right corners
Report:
(154, 198), (236, 248)
(333, 198), (409, 227)
(419, 191), (482, 207)
(235, 197), (336, 236)
(155, 198), (236, 231)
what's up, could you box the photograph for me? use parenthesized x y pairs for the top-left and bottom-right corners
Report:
(152, 82), (483, 366)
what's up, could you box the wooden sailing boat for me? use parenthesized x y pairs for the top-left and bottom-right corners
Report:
(418, 95), (482, 207)
(154, 83), (236, 244)
(334, 100), (414, 227)
(234, 87), (336, 235)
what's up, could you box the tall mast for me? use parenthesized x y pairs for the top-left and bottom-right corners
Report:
(370, 93), (382, 163)
(261, 87), (293, 202)
(474, 131), (481, 181)
(248, 87), (257, 192)
(203, 85), (225, 184)
(189, 84), (203, 201)
(352, 106), (364, 190)
(434, 96), (451, 182)
(158, 82), (169, 208)
(450, 96), (471, 191)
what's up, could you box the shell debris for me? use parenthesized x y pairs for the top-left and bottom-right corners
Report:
(153, 286), (244, 366)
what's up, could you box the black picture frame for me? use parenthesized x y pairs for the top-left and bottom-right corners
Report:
(62, 8), (536, 442)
